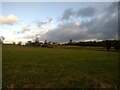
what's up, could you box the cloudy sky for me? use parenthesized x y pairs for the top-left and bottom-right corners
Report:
(0, 2), (118, 44)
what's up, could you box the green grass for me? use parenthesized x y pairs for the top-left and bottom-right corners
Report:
(2, 45), (118, 88)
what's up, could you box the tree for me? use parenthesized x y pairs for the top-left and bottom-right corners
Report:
(34, 37), (40, 46)
(17, 41), (22, 46)
(68, 39), (73, 45)
(0, 39), (2, 45)
(48, 41), (51, 45)
(0, 36), (5, 44)
(52, 42), (57, 45)
(42, 40), (48, 47)
(104, 40), (112, 51)
(113, 40), (120, 51)
(35, 37), (39, 43)
(44, 40), (47, 45)
(26, 41), (32, 46)
(13, 42), (16, 45)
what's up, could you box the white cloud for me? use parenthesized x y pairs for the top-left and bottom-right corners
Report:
(13, 29), (19, 34)
(75, 22), (80, 26)
(0, 15), (19, 25)
(0, 16), (4, 23)
(14, 21), (56, 43)
(22, 25), (30, 31)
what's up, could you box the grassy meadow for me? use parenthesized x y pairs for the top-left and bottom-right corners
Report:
(2, 45), (118, 88)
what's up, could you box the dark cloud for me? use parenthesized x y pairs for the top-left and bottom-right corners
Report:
(39, 2), (118, 42)
(48, 17), (53, 22)
(35, 17), (53, 27)
(61, 8), (75, 20)
(82, 14), (118, 40)
(76, 7), (96, 17)
(35, 20), (48, 27)
(105, 2), (118, 14)
(23, 3), (117, 43)
(81, 2), (118, 40)
(40, 22), (87, 42)
(61, 7), (96, 20)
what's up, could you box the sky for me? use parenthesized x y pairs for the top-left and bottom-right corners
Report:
(0, 2), (118, 44)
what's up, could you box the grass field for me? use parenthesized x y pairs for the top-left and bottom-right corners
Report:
(2, 45), (118, 88)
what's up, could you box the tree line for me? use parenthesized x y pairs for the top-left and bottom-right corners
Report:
(65, 39), (120, 51)
(22, 38), (120, 51)
(1, 36), (120, 51)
